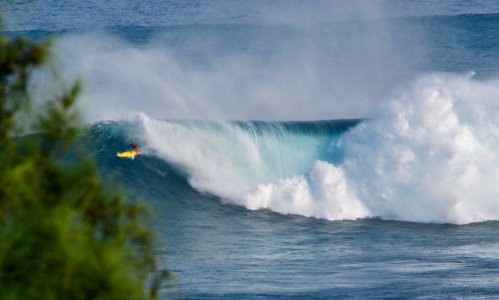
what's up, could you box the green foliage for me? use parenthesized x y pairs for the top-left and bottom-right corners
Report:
(0, 18), (169, 300)
(0, 33), (49, 139)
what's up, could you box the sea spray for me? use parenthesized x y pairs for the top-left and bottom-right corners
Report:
(44, 13), (418, 123)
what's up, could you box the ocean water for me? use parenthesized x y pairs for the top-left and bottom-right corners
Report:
(5, 0), (499, 298)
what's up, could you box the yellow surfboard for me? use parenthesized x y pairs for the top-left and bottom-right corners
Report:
(116, 149), (142, 158)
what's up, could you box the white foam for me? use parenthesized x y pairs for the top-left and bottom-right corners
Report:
(339, 73), (499, 224)
(242, 73), (499, 224)
(244, 161), (368, 219)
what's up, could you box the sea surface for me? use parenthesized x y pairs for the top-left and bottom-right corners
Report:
(4, 1), (499, 298)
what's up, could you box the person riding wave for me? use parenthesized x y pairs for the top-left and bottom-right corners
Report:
(129, 140), (138, 150)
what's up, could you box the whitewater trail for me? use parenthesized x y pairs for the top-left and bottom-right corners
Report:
(139, 73), (499, 224)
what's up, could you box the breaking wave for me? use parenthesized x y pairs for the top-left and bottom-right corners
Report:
(125, 73), (499, 224)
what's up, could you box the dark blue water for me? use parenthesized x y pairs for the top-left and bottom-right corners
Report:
(6, 1), (499, 298)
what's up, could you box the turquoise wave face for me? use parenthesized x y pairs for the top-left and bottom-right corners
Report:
(89, 118), (360, 196)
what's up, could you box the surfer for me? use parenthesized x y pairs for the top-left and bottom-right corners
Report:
(117, 141), (142, 158)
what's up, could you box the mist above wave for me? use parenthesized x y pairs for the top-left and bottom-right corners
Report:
(41, 14), (418, 122)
